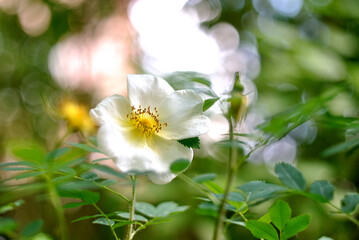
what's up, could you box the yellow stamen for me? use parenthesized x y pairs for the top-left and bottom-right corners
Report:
(128, 105), (167, 137)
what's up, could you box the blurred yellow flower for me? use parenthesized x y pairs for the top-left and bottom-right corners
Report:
(60, 100), (96, 134)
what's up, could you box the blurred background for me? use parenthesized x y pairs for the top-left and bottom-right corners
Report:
(0, 0), (359, 239)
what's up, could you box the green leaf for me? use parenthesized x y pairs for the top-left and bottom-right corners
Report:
(92, 218), (115, 226)
(117, 212), (148, 222)
(237, 181), (287, 202)
(203, 97), (220, 112)
(113, 221), (134, 229)
(145, 218), (172, 226)
(45, 147), (70, 162)
(269, 200), (291, 231)
(281, 214), (311, 240)
(274, 162), (306, 190)
(67, 142), (102, 153)
(297, 191), (330, 203)
(72, 214), (104, 223)
(193, 173), (217, 183)
(92, 158), (112, 163)
(12, 147), (44, 163)
(60, 190), (100, 204)
(59, 167), (77, 175)
(0, 200), (25, 214)
(322, 137), (359, 157)
(98, 179), (117, 186)
(53, 175), (74, 183)
(215, 140), (248, 152)
(258, 94), (333, 140)
(170, 159), (191, 173)
(155, 201), (189, 217)
(245, 220), (279, 240)
(135, 201), (188, 218)
(0, 218), (18, 234)
(15, 171), (44, 180)
(62, 202), (89, 209)
(224, 219), (246, 227)
(227, 192), (246, 202)
(0, 161), (38, 168)
(1, 167), (36, 171)
(135, 202), (157, 218)
(341, 193), (359, 213)
(258, 212), (272, 224)
(204, 181), (224, 194)
(196, 202), (218, 217)
(227, 201), (248, 214)
(88, 164), (127, 179)
(22, 219), (43, 237)
(177, 137), (200, 149)
(80, 172), (99, 181)
(309, 180), (335, 202)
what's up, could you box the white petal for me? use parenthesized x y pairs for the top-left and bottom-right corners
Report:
(127, 74), (174, 107)
(157, 90), (211, 140)
(148, 172), (177, 185)
(97, 123), (193, 184)
(97, 123), (155, 173)
(90, 95), (131, 127)
(147, 135), (193, 184)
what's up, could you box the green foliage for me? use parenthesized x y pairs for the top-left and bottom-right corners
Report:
(66, 143), (102, 153)
(62, 202), (89, 209)
(193, 173), (217, 183)
(92, 218), (115, 226)
(258, 93), (335, 140)
(22, 219), (44, 237)
(269, 200), (291, 231)
(246, 200), (310, 240)
(72, 214), (104, 223)
(203, 97), (220, 112)
(177, 137), (201, 149)
(309, 180), (335, 202)
(0, 200), (24, 214)
(341, 193), (359, 213)
(117, 212), (148, 222)
(0, 218), (17, 234)
(135, 201), (188, 218)
(196, 202), (218, 217)
(281, 215), (311, 240)
(59, 190), (100, 204)
(80, 172), (99, 181)
(245, 220), (279, 240)
(322, 136), (359, 157)
(11, 146), (45, 163)
(170, 159), (191, 173)
(275, 162), (306, 190)
(237, 181), (287, 203)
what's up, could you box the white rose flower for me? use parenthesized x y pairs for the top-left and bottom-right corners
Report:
(90, 74), (210, 184)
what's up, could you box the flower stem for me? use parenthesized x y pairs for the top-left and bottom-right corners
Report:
(328, 202), (359, 226)
(213, 117), (238, 240)
(44, 174), (68, 240)
(126, 176), (137, 240)
(93, 203), (120, 240)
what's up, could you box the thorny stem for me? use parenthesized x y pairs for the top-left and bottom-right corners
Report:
(93, 203), (120, 240)
(44, 174), (68, 240)
(328, 203), (359, 226)
(213, 116), (239, 240)
(126, 176), (137, 240)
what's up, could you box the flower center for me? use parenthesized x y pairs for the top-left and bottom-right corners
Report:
(127, 105), (167, 137)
